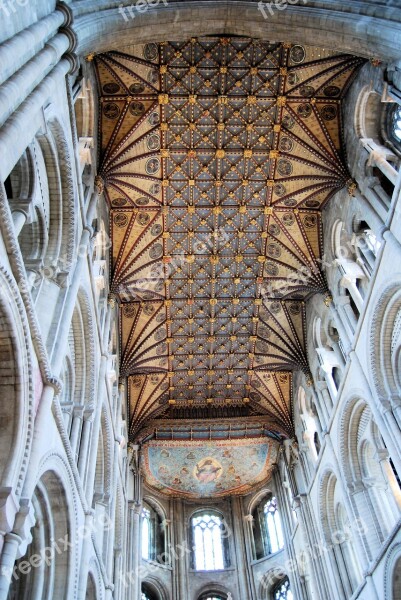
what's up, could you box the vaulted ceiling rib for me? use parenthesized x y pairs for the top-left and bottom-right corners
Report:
(94, 38), (363, 497)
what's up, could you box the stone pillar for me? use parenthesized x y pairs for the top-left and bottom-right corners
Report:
(127, 501), (142, 600)
(0, 32), (71, 126)
(231, 496), (252, 600)
(77, 411), (93, 482)
(293, 494), (331, 600)
(85, 352), (109, 502)
(0, 11), (66, 86)
(369, 149), (399, 186)
(329, 303), (351, 356)
(0, 59), (72, 182)
(70, 406), (84, 462)
(76, 511), (95, 600)
(353, 189), (385, 237)
(0, 533), (21, 599)
(172, 498), (188, 600)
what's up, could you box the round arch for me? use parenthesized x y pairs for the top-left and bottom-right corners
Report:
(384, 542), (401, 600)
(0, 266), (34, 514)
(369, 280), (401, 400)
(10, 463), (77, 600)
(142, 576), (169, 600)
(195, 582), (231, 600)
(72, 2), (401, 61)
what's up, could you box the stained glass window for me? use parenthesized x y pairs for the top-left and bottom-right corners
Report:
(192, 512), (226, 571)
(273, 577), (293, 600)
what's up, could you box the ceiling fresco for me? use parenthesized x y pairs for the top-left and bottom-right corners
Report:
(141, 438), (279, 498)
(94, 38), (364, 496)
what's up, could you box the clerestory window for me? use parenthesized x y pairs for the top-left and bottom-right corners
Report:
(191, 511), (229, 571)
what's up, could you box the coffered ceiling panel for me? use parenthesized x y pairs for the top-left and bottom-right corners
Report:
(94, 39), (363, 479)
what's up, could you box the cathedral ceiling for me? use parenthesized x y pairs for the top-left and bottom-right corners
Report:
(94, 38), (363, 496)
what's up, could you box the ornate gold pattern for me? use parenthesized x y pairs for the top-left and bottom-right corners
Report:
(94, 39), (364, 450)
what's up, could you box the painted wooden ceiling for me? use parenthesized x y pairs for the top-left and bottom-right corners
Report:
(94, 38), (363, 494)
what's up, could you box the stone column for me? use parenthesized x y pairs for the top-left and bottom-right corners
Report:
(369, 149), (399, 186)
(329, 302), (351, 356)
(77, 411), (93, 482)
(293, 494), (331, 600)
(70, 406), (84, 462)
(172, 498), (188, 600)
(0, 32), (71, 126)
(0, 532), (21, 599)
(231, 496), (252, 600)
(127, 501), (142, 600)
(0, 58), (72, 182)
(353, 189), (385, 237)
(76, 511), (95, 600)
(0, 11), (66, 86)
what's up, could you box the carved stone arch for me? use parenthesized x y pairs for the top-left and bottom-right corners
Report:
(338, 395), (370, 484)
(142, 576), (169, 600)
(0, 266), (34, 507)
(247, 487), (274, 517)
(77, 289), (96, 410)
(318, 468), (338, 543)
(47, 118), (77, 271)
(86, 558), (105, 600)
(100, 405), (113, 501)
(355, 85), (383, 142)
(142, 494), (167, 522)
(195, 581), (231, 600)
(258, 567), (288, 600)
(369, 281), (401, 400)
(114, 483), (124, 550)
(35, 130), (61, 264)
(75, 4), (401, 61)
(384, 542), (401, 600)
(18, 453), (81, 600)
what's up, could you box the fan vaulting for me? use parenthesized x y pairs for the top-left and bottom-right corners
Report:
(94, 38), (363, 497)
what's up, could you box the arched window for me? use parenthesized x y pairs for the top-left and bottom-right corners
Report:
(141, 582), (158, 600)
(141, 506), (152, 560)
(272, 577), (293, 600)
(263, 497), (284, 554)
(141, 502), (166, 563)
(191, 511), (229, 571)
(251, 495), (284, 560)
(391, 105), (401, 144)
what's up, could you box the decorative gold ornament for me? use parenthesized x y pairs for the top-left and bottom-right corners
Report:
(158, 94), (169, 104)
(94, 175), (104, 195)
(347, 179), (357, 197)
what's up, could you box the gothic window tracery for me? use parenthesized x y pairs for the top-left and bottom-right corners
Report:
(251, 494), (284, 560)
(141, 502), (166, 563)
(191, 511), (228, 571)
(272, 577), (293, 600)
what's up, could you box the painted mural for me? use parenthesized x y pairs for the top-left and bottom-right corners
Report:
(142, 439), (279, 498)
